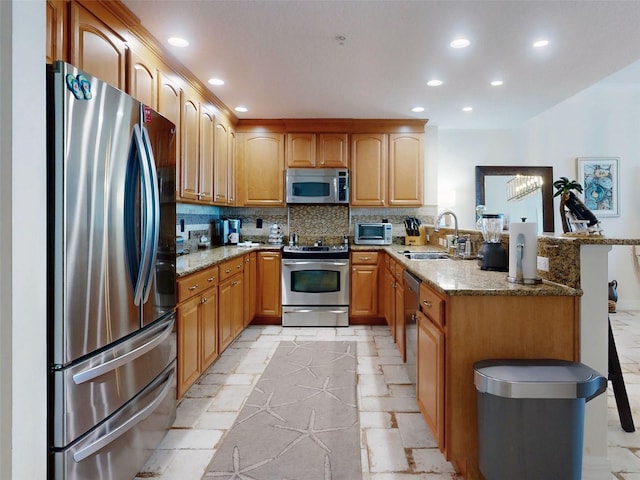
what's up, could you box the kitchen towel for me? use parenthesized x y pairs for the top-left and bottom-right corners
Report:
(508, 221), (538, 282)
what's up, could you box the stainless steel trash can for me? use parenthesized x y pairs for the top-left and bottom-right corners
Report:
(474, 359), (607, 480)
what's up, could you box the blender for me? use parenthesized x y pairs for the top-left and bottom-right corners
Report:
(477, 214), (508, 271)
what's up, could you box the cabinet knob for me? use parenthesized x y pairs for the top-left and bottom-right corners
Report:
(207, 277), (215, 282)
(188, 284), (199, 291)
(225, 268), (232, 273)
(201, 297), (208, 304)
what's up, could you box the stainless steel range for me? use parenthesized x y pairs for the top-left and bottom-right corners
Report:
(281, 244), (350, 327)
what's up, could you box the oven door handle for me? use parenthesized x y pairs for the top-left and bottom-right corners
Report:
(282, 261), (349, 267)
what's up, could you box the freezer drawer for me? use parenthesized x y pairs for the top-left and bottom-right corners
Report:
(53, 361), (176, 480)
(52, 315), (175, 447)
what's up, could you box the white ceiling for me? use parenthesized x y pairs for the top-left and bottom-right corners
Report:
(122, 0), (640, 129)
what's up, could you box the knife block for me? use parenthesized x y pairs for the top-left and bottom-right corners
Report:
(405, 225), (427, 246)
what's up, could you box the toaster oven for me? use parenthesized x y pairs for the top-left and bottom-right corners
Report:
(354, 223), (392, 245)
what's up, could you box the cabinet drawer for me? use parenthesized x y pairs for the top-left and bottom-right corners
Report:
(177, 266), (219, 303)
(420, 283), (445, 327)
(351, 251), (379, 265)
(219, 257), (244, 281)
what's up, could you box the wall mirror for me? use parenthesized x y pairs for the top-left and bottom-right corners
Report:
(475, 166), (555, 233)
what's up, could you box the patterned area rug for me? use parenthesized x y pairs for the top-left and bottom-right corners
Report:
(202, 341), (360, 480)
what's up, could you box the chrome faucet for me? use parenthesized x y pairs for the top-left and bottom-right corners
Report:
(434, 210), (459, 244)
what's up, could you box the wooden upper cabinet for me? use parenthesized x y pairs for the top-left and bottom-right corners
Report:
(69, 2), (126, 89)
(389, 133), (424, 206)
(238, 132), (285, 206)
(286, 133), (316, 168)
(317, 133), (349, 168)
(158, 73), (181, 127)
(214, 118), (230, 205)
(47, 0), (66, 64)
(227, 127), (237, 205)
(128, 48), (158, 110)
(350, 133), (387, 206)
(198, 108), (215, 204)
(286, 133), (348, 168)
(180, 90), (200, 202)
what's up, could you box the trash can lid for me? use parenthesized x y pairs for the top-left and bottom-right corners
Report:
(474, 359), (607, 400)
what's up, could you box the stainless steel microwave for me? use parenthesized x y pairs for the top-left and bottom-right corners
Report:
(354, 223), (393, 245)
(285, 168), (349, 204)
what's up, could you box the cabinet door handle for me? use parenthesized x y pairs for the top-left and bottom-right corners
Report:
(422, 300), (432, 308)
(236, 264), (242, 269)
(201, 297), (208, 304)
(207, 276), (215, 282)
(360, 256), (370, 261)
(225, 268), (232, 273)
(232, 280), (239, 286)
(188, 284), (199, 291)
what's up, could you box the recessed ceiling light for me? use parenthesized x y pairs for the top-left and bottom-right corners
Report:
(490, 80), (504, 87)
(427, 79), (443, 87)
(168, 37), (189, 48)
(450, 38), (470, 49)
(462, 106), (473, 112)
(533, 39), (549, 48)
(208, 78), (225, 86)
(234, 106), (248, 113)
(411, 106), (425, 113)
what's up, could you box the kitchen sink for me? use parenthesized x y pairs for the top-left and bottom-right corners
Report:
(401, 251), (450, 260)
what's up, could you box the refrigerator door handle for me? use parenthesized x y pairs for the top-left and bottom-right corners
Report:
(72, 366), (175, 463)
(72, 317), (174, 385)
(139, 124), (160, 304)
(124, 124), (154, 306)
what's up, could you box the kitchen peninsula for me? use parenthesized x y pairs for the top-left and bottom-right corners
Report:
(177, 238), (582, 480)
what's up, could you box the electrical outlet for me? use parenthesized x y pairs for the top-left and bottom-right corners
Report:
(537, 256), (549, 271)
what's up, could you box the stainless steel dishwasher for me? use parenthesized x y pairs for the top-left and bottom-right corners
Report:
(403, 270), (421, 385)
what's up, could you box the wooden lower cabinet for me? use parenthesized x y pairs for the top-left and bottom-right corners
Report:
(394, 270), (406, 361)
(415, 280), (579, 479)
(219, 272), (244, 352)
(381, 256), (396, 336)
(416, 309), (445, 448)
(243, 252), (257, 327)
(256, 251), (281, 319)
(350, 251), (379, 319)
(176, 266), (219, 398)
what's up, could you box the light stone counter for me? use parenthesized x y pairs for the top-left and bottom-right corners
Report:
(351, 244), (580, 297)
(176, 244), (282, 277)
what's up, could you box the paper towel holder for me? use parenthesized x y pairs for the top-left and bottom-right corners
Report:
(506, 219), (542, 285)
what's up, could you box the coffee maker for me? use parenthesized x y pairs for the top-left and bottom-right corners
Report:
(213, 218), (241, 245)
(477, 214), (508, 271)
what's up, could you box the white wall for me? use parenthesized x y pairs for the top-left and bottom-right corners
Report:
(0, 1), (48, 479)
(437, 129), (518, 229)
(437, 62), (640, 309)
(518, 64), (640, 309)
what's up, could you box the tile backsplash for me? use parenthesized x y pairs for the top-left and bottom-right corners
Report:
(176, 203), (438, 250)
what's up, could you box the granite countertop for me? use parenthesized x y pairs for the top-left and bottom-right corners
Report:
(355, 244), (580, 297)
(178, 243), (580, 297)
(176, 244), (282, 277)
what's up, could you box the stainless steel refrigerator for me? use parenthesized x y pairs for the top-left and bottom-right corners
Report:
(47, 61), (177, 480)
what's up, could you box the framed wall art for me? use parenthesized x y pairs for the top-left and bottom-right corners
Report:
(576, 157), (619, 217)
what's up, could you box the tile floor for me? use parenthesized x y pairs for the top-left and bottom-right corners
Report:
(137, 310), (640, 480)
